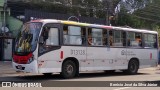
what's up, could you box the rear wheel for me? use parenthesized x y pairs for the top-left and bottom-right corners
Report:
(61, 60), (76, 79)
(124, 60), (139, 75)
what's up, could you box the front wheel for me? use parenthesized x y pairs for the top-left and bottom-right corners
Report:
(124, 60), (139, 75)
(61, 60), (76, 79)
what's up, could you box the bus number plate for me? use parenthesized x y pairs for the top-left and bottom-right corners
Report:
(17, 65), (23, 70)
(71, 49), (86, 55)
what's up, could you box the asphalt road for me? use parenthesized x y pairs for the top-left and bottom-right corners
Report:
(0, 67), (160, 90)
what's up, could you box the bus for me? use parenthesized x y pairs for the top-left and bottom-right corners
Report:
(12, 19), (158, 78)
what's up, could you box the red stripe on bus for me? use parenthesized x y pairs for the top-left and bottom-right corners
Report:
(60, 51), (64, 59)
(150, 53), (152, 60)
(103, 26), (112, 29)
(13, 53), (32, 64)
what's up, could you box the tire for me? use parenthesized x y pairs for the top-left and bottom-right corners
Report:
(124, 60), (139, 75)
(43, 73), (52, 76)
(61, 60), (76, 79)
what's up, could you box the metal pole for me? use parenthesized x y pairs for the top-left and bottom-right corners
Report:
(107, 8), (110, 25)
(106, 7), (110, 25)
(2, 0), (7, 61)
(3, 0), (7, 35)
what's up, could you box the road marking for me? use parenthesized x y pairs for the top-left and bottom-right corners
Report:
(114, 87), (131, 90)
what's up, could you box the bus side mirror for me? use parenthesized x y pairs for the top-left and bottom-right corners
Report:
(39, 36), (44, 44)
(43, 28), (49, 41)
(43, 32), (49, 40)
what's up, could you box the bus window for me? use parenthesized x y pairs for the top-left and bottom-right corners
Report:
(109, 30), (113, 46)
(114, 31), (122, 46)
(40, 27), (49, 44)
(144, 34), (157, 48)
(122, 31), (127, 46)
(63, 25), (86, 45)
(40, 27), (59, 46)
(46, 28), (59, 45)
(88, 28), (104, 46)
(39, 26), (59, 54)
(103, 30), (108, 46)
(127, 32), (142, 47)
(109, 30), (126, 47)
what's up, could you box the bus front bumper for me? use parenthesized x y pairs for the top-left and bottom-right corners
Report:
(12, 60), (38, 73)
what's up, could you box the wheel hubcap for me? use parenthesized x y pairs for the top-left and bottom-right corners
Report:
(66, 65), (73, 74)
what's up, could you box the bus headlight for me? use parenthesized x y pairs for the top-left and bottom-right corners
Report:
(27, 55), (35, 64)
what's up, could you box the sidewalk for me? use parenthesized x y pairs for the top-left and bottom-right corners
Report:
(0, 61), (16, 76)
(0, 61), (25, 77)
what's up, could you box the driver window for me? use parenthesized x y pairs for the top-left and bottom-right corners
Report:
(40, 27), (49, 45)
(40, 27), (59, 46)
(39, 26), (59, 55)
(46, 28), (59, 45)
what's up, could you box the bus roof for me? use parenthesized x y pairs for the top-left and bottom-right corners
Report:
(31, 19), (158, 34)
(113, 27), (158, 34)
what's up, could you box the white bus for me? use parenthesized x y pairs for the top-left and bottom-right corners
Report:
(12, 19), (158, 78)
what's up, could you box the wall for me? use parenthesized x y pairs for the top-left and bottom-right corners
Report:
(0, 0), (4, 7)
(0, 8), (3, 29)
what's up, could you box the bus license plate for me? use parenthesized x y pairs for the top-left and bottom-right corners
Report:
(17, 65), (23, 70)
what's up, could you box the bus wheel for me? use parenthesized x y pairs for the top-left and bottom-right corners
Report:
(43, 73), (52, 76)
(61, 60), (76, 79)
(124, 60), (139, 75)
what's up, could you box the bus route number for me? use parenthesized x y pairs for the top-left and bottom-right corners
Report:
(71, 49), (86, 55)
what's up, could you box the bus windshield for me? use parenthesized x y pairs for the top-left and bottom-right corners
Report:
(15, 22), (42, 54)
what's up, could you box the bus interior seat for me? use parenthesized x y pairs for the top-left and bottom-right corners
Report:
(131, 41), (139, 46)
(46, 39), (51, 45)
(114, 43), (123, 46)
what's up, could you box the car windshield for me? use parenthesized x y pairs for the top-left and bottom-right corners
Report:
(15, 22), (42, 54)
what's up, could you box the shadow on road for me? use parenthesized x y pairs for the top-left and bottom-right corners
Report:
(0, 71), (149, 82)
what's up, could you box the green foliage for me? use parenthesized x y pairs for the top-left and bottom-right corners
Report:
(22, 0), (121, 18)
(117, 0), (160, 29)
(117, 0), (160, 46)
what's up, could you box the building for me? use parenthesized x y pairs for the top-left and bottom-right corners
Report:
(0, 0), (23, 61)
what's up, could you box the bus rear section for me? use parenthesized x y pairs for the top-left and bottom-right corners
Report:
(125, 32), (158, 69)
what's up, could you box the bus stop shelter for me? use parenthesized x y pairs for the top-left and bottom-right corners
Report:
(0, 35), (15, 61)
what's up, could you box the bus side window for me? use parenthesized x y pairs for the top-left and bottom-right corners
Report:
(153, 35), (158, 48)
(135, 34), (142, 47)
(63, 25), (68, 45)
(103, 30), (108, 46)
(88, 28), (103, 46)
(114, 30), (122, 46)
(112, 30), (126, 47)
(122, 31), (126, 46)
(144, 34), (157, 48)
(63, 25), (86, 45)
(127, 32), (142, 47)
(81, 27), (86, 45)
(127, 39), (131, 46)
(45, 28), (59, 46)
(40, 27), (50, 45)
(109, 30), (113, 46)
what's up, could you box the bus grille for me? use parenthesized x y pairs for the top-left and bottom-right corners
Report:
(13, 53), (32, 64)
